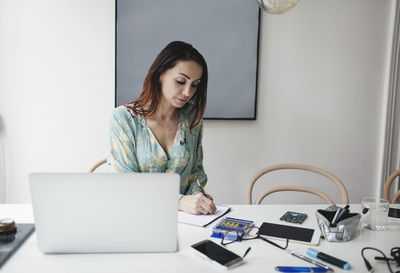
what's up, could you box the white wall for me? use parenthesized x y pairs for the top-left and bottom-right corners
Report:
(0, 0), (115, 202)
(0, 0), (395, 204)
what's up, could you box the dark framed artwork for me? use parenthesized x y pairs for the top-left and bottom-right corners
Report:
(116, 0), (260, 119)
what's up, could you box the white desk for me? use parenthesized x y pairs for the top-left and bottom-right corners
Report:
(1, 204), (399, 273)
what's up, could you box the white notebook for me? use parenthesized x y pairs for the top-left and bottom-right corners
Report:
(178, 205), (231, 227)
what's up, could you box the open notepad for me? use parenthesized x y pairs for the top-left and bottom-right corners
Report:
(177, 205), (231, 227)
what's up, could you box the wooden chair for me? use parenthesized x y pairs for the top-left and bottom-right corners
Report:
(246, 163), (349, 205)
(383, 169), (400, 203)
(89, 158), (107, 173)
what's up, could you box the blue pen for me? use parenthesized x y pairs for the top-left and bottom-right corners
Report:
(336, 205), (350, 222)
(275, 266), (327, 272)
(307, 248), (351, 270)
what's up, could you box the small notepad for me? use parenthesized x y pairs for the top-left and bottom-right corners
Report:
(178, 205), (231, 227)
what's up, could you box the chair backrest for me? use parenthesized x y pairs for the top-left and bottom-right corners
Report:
(383, 169), (400, 203)
(246, 163), (349, 205)
(89, 158), (107, 173)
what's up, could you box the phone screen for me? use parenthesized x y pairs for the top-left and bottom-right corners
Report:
(191, 240), (242, 267)
(389, 207), (400, 218)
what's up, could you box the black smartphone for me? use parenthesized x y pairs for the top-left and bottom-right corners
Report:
(191, 239), (244, 269)
(389, 207), (400, 219)
(280, 211), (307, 224)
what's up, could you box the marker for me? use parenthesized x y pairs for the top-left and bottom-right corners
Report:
(307, 248), (350, 270)
(275, 266), (327, 272)
(286, 250), (332, 271)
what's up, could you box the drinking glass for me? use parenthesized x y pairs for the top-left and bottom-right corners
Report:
(361, 197), (389, 231)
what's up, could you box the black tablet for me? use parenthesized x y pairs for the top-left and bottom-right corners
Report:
(258, 222), (320, 245)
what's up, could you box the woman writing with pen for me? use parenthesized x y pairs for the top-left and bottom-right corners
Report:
(108, 41), (216, 215)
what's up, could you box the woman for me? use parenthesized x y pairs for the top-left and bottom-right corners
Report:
(108, 41), (216, 215)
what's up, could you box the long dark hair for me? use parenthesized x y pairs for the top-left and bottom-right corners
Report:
(125, 41), (208, 133)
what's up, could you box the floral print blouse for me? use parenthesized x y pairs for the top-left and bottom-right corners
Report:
(108, 105), (207, 197)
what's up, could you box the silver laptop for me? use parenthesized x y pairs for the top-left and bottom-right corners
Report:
(29, 173), (179, 253)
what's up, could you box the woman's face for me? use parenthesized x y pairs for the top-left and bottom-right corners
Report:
(159, 60), (203, 109)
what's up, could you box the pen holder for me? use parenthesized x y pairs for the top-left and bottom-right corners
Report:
(316, 205), (360, 242)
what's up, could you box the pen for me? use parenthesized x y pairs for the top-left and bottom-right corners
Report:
(335, 205), (350, 222)
(243, 247), (251, 257)
(275, 266), (327, 272)
(287, 250), (333, 271)
(307, 248), (350, 270)
(330, 208), (341, 226)
(196, 179), (209, 198)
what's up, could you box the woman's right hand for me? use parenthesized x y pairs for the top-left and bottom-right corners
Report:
(179, 193), (216, 215)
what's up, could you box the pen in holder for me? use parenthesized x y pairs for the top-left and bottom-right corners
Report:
(316, 205), (360, 242)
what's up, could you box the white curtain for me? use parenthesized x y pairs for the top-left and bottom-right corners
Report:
(381, 0), (400, 196)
